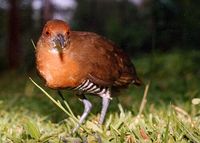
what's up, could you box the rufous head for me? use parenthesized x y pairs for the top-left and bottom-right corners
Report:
(41, 19), (71, 52)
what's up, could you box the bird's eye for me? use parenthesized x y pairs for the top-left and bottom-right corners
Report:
(45, 31), (50, 36)
(67, 31), (70, 35)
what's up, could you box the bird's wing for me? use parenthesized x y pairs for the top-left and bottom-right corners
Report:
(69, 31), (140, 87)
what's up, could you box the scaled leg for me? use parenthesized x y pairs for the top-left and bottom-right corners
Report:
(98, 89), (111, 124)
(73, 94), (92, 132)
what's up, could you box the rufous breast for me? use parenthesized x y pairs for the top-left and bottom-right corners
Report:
(36, 45), (81, 89)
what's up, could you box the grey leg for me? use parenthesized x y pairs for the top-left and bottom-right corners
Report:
(98, 89), (111, 124)
(73, 95), (92, 133)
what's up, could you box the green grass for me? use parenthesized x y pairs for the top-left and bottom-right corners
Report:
(0, 50), (199, 142)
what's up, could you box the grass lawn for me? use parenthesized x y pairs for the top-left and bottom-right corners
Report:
(0, 50), (199, 143)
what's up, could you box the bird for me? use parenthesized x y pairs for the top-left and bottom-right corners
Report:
(35, 19), (142, 132)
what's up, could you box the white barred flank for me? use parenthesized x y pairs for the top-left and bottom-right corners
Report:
(74, 79), (108, 95)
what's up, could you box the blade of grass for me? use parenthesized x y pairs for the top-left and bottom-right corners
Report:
(57, 90), (76, 119)
(31, 39), (36, 49)
(138, 82), (150, 116)
(173, 111), (200, 143)
(24, 118), (41, 140)
(63, 100), (76, 119)
(164, 112), (170, 143)
(110, 125), (121, 136)
(29, 77), (78, 123)
(29, 77), (93, 134)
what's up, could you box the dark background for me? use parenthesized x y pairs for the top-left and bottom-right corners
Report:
(0, 0), (199, 71)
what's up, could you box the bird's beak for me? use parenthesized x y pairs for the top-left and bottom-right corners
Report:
(53, 34), (66, 52)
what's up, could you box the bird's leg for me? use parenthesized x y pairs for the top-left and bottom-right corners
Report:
(73, 94), (92, 133)
(99, 89), (111, 124)
(57, 90), (65, 100)
(78, 97), (92, 125)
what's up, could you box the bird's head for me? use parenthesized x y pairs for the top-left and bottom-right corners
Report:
(41, 19), (71, 53)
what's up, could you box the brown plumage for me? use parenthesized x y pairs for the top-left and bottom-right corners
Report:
(36, 19), (141, 132)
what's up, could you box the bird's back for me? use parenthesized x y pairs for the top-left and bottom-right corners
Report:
(68, 31), (141, 88)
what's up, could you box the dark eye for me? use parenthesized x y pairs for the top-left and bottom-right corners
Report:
(67, 31), (70, 35)
(45, 31), (50, 36)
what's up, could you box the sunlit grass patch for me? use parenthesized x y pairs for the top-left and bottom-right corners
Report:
(0, 97), (199, 142)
